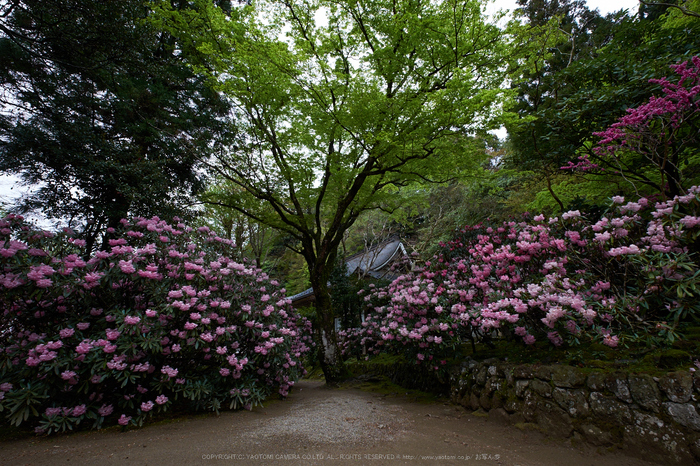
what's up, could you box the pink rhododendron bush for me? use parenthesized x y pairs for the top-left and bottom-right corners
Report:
(343, 188), (700, 369)
(0, 215), (312, 434)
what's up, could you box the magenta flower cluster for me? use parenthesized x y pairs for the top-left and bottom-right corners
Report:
(563, 56), (700, 189)
(341, 188), (700, 369)
(0, 215), (313, 434)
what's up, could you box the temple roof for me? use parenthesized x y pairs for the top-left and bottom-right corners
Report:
(288, 239), (408, 306)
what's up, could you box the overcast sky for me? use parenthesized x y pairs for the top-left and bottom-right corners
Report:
(0, 0), (642, 216)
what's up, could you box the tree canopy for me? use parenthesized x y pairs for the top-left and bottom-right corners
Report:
(504, 0), (700, 212)
(158, 0), (514, 381)
(0, 0), (232, 251)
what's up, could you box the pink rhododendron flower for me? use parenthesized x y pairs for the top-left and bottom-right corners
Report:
(680, 216), (700, 228)
(621, 202), (642, 213)
(0, 213), (311, 433)
(161, 366), (178, 378)
(561, 210), (581, 220)
(35, 278), (53, 288)
(118, 260), (136, 274)
(72, 404), (87, 416)
(608, 245), (641, 256)
(98, 404), (114, 417)
(124, 316), (141, 325)
(603, 334), (619, 347)
(45, 407), (62, 417)
(75, 341), (94, 354)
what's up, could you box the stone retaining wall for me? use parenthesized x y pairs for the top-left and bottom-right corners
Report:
(450, 358), (700, 464)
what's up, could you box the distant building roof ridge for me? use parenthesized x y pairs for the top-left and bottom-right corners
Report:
(345, 239), (405, 276)
(287, 287), (315, 302)
(289, 238), (409, 306)
(342, 235), (401, 262)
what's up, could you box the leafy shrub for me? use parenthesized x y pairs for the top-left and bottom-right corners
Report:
(564, 56), (700, 199)
(0, 215), (312, 434)
(345, 188), (700, 368)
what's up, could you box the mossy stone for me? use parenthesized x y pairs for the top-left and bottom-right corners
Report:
(530, 379), (553, 398)
(551, 365), (587, 388)
(657, 349), (692, 370)
(659, 372), (693, 403)
(553, 388), (590, 418)
(628, 373), (661, 412)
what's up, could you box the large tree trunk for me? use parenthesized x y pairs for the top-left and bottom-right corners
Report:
(308, 262), (349, 385)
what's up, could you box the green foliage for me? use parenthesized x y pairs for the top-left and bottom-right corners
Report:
(661, 0), (700, 29)
(200, 181), (281, 267)
(329, 255), (364, 330)
(505, 2), (700, 208)
(522, 177), (618, 215)
(335, 147), (518, 260)
(274, 249), (311, 295)
(0, 0), (232, 251)
(159, 0), (512, 236)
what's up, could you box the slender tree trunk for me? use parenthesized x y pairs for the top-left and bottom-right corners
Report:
(665, 143), (682, 199)
(308, 261), (349, 385)
(546, 173), (565, 212)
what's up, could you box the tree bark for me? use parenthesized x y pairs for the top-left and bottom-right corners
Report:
(308, 261), (349, 385)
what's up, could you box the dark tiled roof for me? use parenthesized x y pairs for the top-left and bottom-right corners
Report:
(287, 287), (315, 302)
(345, 239), (405, 277)
(289, 240), (408, 305)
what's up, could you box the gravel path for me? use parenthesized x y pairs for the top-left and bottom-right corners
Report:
(0, 379), (662, 466)
(242, 390), (408, 445)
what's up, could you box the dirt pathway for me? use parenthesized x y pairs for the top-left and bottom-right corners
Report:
(0, 380), (661, 466)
